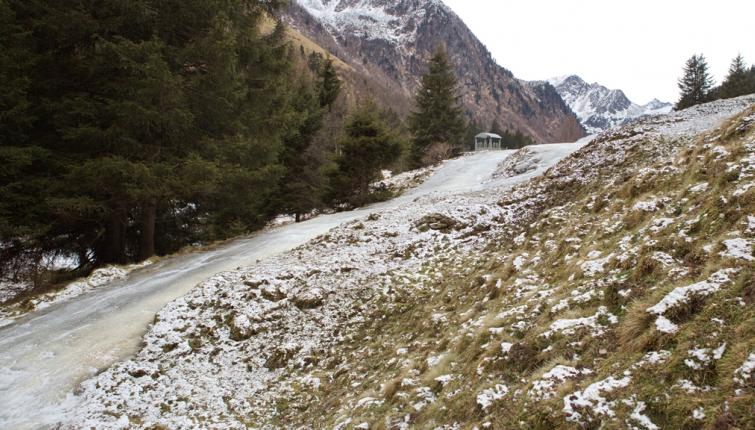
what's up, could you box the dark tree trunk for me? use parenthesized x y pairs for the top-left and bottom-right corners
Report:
(102, 206), (128, 265)
(76, 247), (90, 271)
(139, 203), (157, 260)
(360, 176), (370, 201)
(295, 212), (301, 223)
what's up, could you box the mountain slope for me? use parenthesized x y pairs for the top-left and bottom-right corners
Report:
(67, 96), (755, 429)
(547, 75), (673, 134)
(283, 0), (584, 143)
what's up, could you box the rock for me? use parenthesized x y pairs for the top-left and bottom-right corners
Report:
(127, 368), (149, 378)
(243, 279), (267, 289)
(293, 288), (325, 310)
(415, 213), (463, 233)
(265, 346), (298, 369)
(260, 285), (286, 302)
(228, 314), (257, 342)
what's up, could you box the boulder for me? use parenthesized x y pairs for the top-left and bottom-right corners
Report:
(293, 288), (325, 309)
(415, 213), (462, 233)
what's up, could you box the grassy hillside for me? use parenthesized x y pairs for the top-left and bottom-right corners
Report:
(291, 101), (755, 429)
(69, 97), (755, 429)
(264, 14), (410, 119)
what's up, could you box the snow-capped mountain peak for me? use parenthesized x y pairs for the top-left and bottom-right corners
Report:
(548, 75), (672, 134)
(296, 0), (447, 45)
(284, 0), (585, 143)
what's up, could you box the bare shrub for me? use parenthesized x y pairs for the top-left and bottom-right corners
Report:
(421, 142), (453, 166)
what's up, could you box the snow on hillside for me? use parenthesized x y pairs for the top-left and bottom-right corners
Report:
(0, 261), (153, 328)
(296, 0), (446, 44)
(548, 75), (673, 134)
(64, 96), (755, 429)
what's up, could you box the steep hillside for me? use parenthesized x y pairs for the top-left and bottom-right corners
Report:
(67, 96), (754, 429)
(282, 0), (584, 143)
(547, 75), (673, 134)
(283, 19), (407, 117)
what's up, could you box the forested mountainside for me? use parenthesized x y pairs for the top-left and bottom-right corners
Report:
(283, 0), (585, 143)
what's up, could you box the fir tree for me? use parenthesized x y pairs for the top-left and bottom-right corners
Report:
(318, 56), (341, 111)
(0, 0), (51, 276)
(463, 120), (481, 152)
(328, 103), (401, 207)
(308, 52), (323, 74)
(182, 15), (292, 239)
(409, 48), (466, 167)
(1, 0), (298, 270)
(275, 81), (324, 222)
(719, 54), (753, 99)
(676, 54), (714, 110)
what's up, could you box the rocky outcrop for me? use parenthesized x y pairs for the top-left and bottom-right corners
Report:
(282, 0), (585, 143)
(547, 74), (673, 134)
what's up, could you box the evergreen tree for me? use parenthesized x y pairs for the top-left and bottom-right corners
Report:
(180, 15), (291, 240)
(463, 120), (481, 152)
(318, 56), (341, 111)
(2, 0), (163, 266)
(676, 54), (714, 110)
(409, 48), (466, 167)
(0, 0), (50, 276)
(328, 103), (401, 207)
(0, 0), (33, 146)
(59, 36), (193, 262)
(1, 0), (297, 270)
(275, 81), (325, 222)
(308, 51), (324, 74)
(719, 54), (754, 99)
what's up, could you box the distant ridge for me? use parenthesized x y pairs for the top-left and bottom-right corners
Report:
(546, 74), (672, 134)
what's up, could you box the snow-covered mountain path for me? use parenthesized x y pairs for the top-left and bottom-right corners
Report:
(0, 143), (582, 429)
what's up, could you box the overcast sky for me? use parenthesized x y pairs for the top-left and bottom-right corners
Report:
(442, 0), (755, 104)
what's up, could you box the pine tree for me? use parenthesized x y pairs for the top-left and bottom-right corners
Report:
(275, 81), (324, 222)
(328, 103), (401, 207)
(179, 13), (292, 239)
(409, 48), (466, 167)
(463, 120), (481, 152)
(318, 56), (341, 111)
(719, 54), (753, 99)
(0, 0), (50, 276)
(308, 52), (323, 74)
(63, 36), (193, 262)
(1, 0), (297, 270)
(0, 0), (33, 146)
(676, 54), (714, 110)
(1, 0), (162, 266)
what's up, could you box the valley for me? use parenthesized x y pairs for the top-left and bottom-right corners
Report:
(1, 1), (754, 429)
